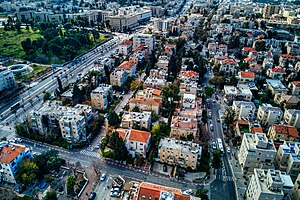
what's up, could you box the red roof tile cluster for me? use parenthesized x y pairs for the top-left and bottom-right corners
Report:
(240, 71), (255, 78)
(118, 61), (136, 70)
(271, 66), (285, 74)
(280, 54), (297, 59)
(129, 129), (151, 143)
(183, 70), (199, 78)
(273, 124), (299, 138)
(243, 47), (255, 52)
(292, 81), (300, 87)
(120, 40), (133, 46)
(0, 145), (25, 164)
(221, 59), (236, 64)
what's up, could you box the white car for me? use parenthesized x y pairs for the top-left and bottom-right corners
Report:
(100, 173), (106, 181)
(227, 147), (231, 154)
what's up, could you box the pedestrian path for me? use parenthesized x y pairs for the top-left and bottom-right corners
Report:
(80, 150), (99, 158)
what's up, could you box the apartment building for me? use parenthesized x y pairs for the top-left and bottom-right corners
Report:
(136, 88), (162, 99)
(268, 124), (299, 141)
(182, 93), (196, 109)
(118, 40), (133, 55)
(275, 141), (300, 177)
(133, 34), (155, 51)
(27, 101), (92, 142)
(149, 69), (167, 79)
(232, 101), (256, 120)
(158, 138), (202, 170)
(224, 85), (253, 103)
(118, 61), (137, 77)
(263, 4), (280, 18)
(293, 174), (300, 200)
(117, 129), (151, 158)
(219, 59), (237, 75)
(179, 80), (198, 96)
(91, 84), (113, 110)
(170, 116), (197, 139)
(289, 81), (300, 96)
(246, 169), (294, 200)
(153, 18), (170, 33)
(129, 96), (162, 115)
(283, 109), (300, 128)
(238, 71), (255, 83)
(0, 67), (16, 92)
(257, 104), (283, 126)
(120, 111), (152, 130)
(143, 77), (167, 90)
(238, 133), (277, 173)
(267, 66), (286, 79)
(266, 79), (288, 95)
(0, 142), (31, 183)
(110, 68), (128, 87)
(133, 182), (193, 200)
(59, 115), (86, 143)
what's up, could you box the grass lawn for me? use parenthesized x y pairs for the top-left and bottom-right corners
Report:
(0, 28), (43, 59)
(15, 64), (49, 82)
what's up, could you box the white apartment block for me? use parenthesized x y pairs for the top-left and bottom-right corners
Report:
(292, 174), (300, 200)
(283, 109), (300, 128)
(232, 101), (256, 120)
(158, 138), (202, 170)
(275, 141), (300, 178)
(143, 77), (167, 90)
(0, 67), (16, 92)
(133, 34), (155, 51)
(238, 133), (277, 173)
(120, 111), (152, 130)
(153, 18), (170, 33)
(182, 93), (196, 109)
(110, 68), (128, 87)
(0, 142), (31, 183)
(246, 169), (294, 200)
(59, 115), (86, 143)
(91, 84), (113, 110)
(257, 104), (283, 126)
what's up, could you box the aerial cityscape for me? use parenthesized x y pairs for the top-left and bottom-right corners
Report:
(0, 0), (300, 199)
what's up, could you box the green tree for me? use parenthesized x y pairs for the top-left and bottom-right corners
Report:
(224, 108), (235, 126)
(66, 176), (76, 195)
(212, 149), (222, 173)
(43, 190), (57, 200)
(109, 132), (128, 160)
(132, 106), (139, 112)
(107, 110), (120, 126)
(204, 87), (214, 98)
(17, 159), (39, 186)
(57, 77), (64, 94)
(202, 110), (207, 123)
(195, 188), (209, 200)
(209, 76), (225, 89)
(72, 84), (84, 104)
(43, 92), (51, 102)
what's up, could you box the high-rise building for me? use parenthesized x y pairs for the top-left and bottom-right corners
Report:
(0, 67), (16, 92)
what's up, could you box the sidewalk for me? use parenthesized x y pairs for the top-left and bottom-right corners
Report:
(79, 166), (99, 200)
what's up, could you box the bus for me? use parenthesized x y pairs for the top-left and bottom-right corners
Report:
(10, 102), (20, 111)
(217, 138), (224, 155)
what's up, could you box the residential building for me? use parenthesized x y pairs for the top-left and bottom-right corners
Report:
(274, 93), (300, 108)
(118, 40), (133, 55)
(267, 66), (286, 79)
(136, 88), (162, 99)
(170, 116), (197, 139)
(266, 79), (288, 95)
(289, 81), (300, 96)
(133, 182), (193, 200)
(238, 71), (255, 83)
(246, 169), (294, 200)
(117, 129), (151, 158)
(158, 138), (202, 170)
(133, 34), (155, 51)
(219, 59), (237, 75)
(0, 142), (31, 183)
(59, 115), (86, 143)
(0, 67), (16, 92)
(149, 69), (167, 79)
(283, 109), (300, 128)
(275, 141), (300, 177)
(110, 68), (128, 87)
(153, 18), (170, 33)
(143, 77), (167, 90)
(179, 80), (198, 96)
(120, 111), (152, 130)
(118, 61), (137, 77)
(268, 124), (299, 141)
(263, 4), (280, 18)
(91, 84), (113, 110)
(182, 93), (196, 109)
(238, 133), (277, 173)
(224, 85), (253, 103)
(257, 104), (283, 126)
(129, 96), (162, 115)
(292, 174), (300, 200)
(232, 101), (256, 120)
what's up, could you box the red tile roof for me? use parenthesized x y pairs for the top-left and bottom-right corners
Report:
(183, 70), (199, 78)
(137, 182), (190, 200)
(280, 54), (297, 59)
(292, 81), (300, 87)
(0, 145), (25, 164)
(243, 47), (255, 53)
(237, 120), (250, 125)
(221, 59), (236, 65)
(251, 127), (263, 134)
(240, 71), (255, 79)
(244, 57), (256, 63)
(271, 66), (285, 74)
(116, 130), (128, 140)
(120, 40), (133, 46)
(129, 129), (151, 143)
(249, 64), (261, 70)
(118, 61), (136, 70)
(152, 89), (161, 96)
(273, 125), (299, 138)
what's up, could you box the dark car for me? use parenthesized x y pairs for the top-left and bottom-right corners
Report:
(89, 192), (96, 200)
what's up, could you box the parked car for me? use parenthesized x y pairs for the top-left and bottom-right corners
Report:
(88, 192), (96, 200)
(110, 191), (120, 197)
(212, 142), (217, 149)
(100, 173), (106, 181)
(227, 147), (231, 154)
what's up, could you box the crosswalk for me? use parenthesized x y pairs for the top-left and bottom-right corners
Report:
(80, 150), (99, 158)
(216, 175), (235, 182)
